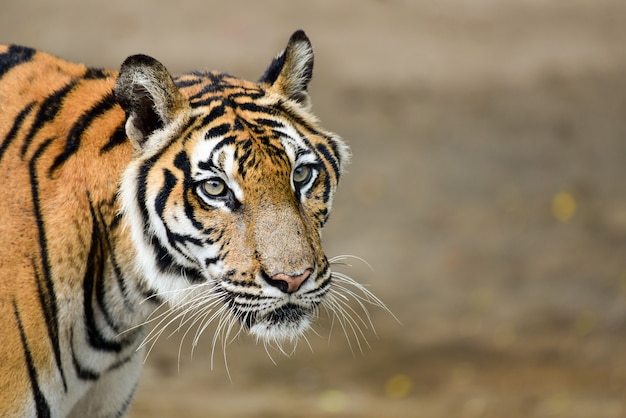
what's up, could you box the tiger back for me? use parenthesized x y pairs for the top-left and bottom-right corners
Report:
(0, 31), (351, 417)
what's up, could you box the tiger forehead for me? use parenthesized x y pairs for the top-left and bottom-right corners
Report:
(175, 71), (319, 175)
(175, 71), (266, 108)
(194, 119), (295, 176)
(186, 108), (302, 180)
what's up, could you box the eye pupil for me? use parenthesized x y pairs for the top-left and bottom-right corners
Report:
(293, 165), (311, 184)
(202, 178), (226, 197)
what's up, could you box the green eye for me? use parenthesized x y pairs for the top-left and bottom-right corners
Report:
(201, 178), (227, 197)
(293, 165), (312, 185)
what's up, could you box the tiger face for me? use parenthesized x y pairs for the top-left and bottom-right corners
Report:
(116, 31), (350, 343)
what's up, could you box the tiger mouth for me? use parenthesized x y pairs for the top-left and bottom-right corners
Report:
(242, 303), (308, 328)
(232, 301), (318, 341)
(216, 276), (330, 341)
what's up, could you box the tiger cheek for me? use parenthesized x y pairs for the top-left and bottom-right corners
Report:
(305, 184), (334, 229)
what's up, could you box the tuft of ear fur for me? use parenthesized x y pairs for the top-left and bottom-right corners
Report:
(114, 54), (189, 150)
(259, 30), (314, 110)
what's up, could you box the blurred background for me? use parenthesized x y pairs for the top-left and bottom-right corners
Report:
(3, 0), (626, 416)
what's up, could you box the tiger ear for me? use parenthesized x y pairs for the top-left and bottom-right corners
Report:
(259, 30), (314, 110)
(114, 54), (189, 150)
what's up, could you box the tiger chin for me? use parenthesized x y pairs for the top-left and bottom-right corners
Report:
(0, 31), (359, 417)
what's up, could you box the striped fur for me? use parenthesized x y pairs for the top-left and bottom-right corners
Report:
(0, 31), (350, 417)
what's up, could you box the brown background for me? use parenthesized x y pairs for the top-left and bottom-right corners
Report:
(2, 1), (626, 417)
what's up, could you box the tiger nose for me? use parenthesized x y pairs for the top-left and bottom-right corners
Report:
(268, 268), (313, 294)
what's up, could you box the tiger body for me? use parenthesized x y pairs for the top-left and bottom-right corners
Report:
(0, 31), (349, 417)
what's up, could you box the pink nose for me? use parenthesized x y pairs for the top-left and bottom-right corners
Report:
(270, 269), (313, 294)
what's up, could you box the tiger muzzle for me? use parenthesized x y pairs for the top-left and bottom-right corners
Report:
(251, 201), (317, 294)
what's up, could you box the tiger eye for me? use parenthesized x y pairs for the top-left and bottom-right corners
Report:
(202, 178), (227, 197)
(293, 165), (311, 184)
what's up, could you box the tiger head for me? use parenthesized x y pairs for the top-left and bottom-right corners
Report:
(114, 31), (350, 343)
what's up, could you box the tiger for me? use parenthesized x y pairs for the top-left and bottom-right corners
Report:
(0, 30), (373, 417)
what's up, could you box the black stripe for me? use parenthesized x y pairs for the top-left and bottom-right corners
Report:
(204, 122), (230, 140)
(255, 118), (284, 128)
(188, 85), (218, 103)
(208, 227), (225, 244)
(109, 247), (135, 311)
(313, 272), (332, 295)
(204, 256), (220, 266)
(100, 123), (127, 154)
(0, 102), (36, 162)
(173, 151), (206, 232)
(49, 93), (117, 175)
(21, 82), (76, 157)
(70, 328), (100, 381)
(198, 136), (236, 172)
(88, 198), (124, 334)
(100, 210), (135, 312)
(136, 136), (178, 231)
(186, 73), (235, 104)
(84, 67), (109, 80)
(137, 169), (205, 283)
(28, 138), (67, 392)
(188, 93), (222, 108)
(316, 143), (340, 182)
(316, 206), (329, 227)
(107, 352), (136, 372)
(83, 200), (124, 353)
(72, 354), (99, 381)
(226, 89), (265, 101)
(31, 258), (68, 392)
(111, 383), (138, 418)
(137, 160), (154, 230)
(235, 140), (254, 180)
(0, 45), (35, 79)
(325, 135), (344, 169)
(237, 102), (270, 113)
(275, 100), (321, 135)
(200, 103), (226, 127)
(154, 168), (203, 249)
(154, 168), (177, 220)
(13, 300), (51, 418)
(175, 76), (204, 89)
(135, 136), (205, 283)
(151, 236), (205, 283)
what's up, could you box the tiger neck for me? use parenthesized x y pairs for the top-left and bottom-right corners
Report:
(82, 194), (159, 337)
(68, 128), (159, 338)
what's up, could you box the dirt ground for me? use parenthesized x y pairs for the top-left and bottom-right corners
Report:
(2, 1), (626, 417)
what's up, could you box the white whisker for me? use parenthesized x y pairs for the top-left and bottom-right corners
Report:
(221, 313), (239, 381)
(118, 296), (172, 337)
(310, 254), (399, 356)
(301, 332), (314, 353)
(191, 295), (227, 349)
(329, 254), (374, 272)
(329, 291), (371, 352)
(133, 282), (224, 366)
(324, 296), (357, 354)
(330, 268), (399, 324)
(210, 304), (231, 371)
(263, 340), (278, 366)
